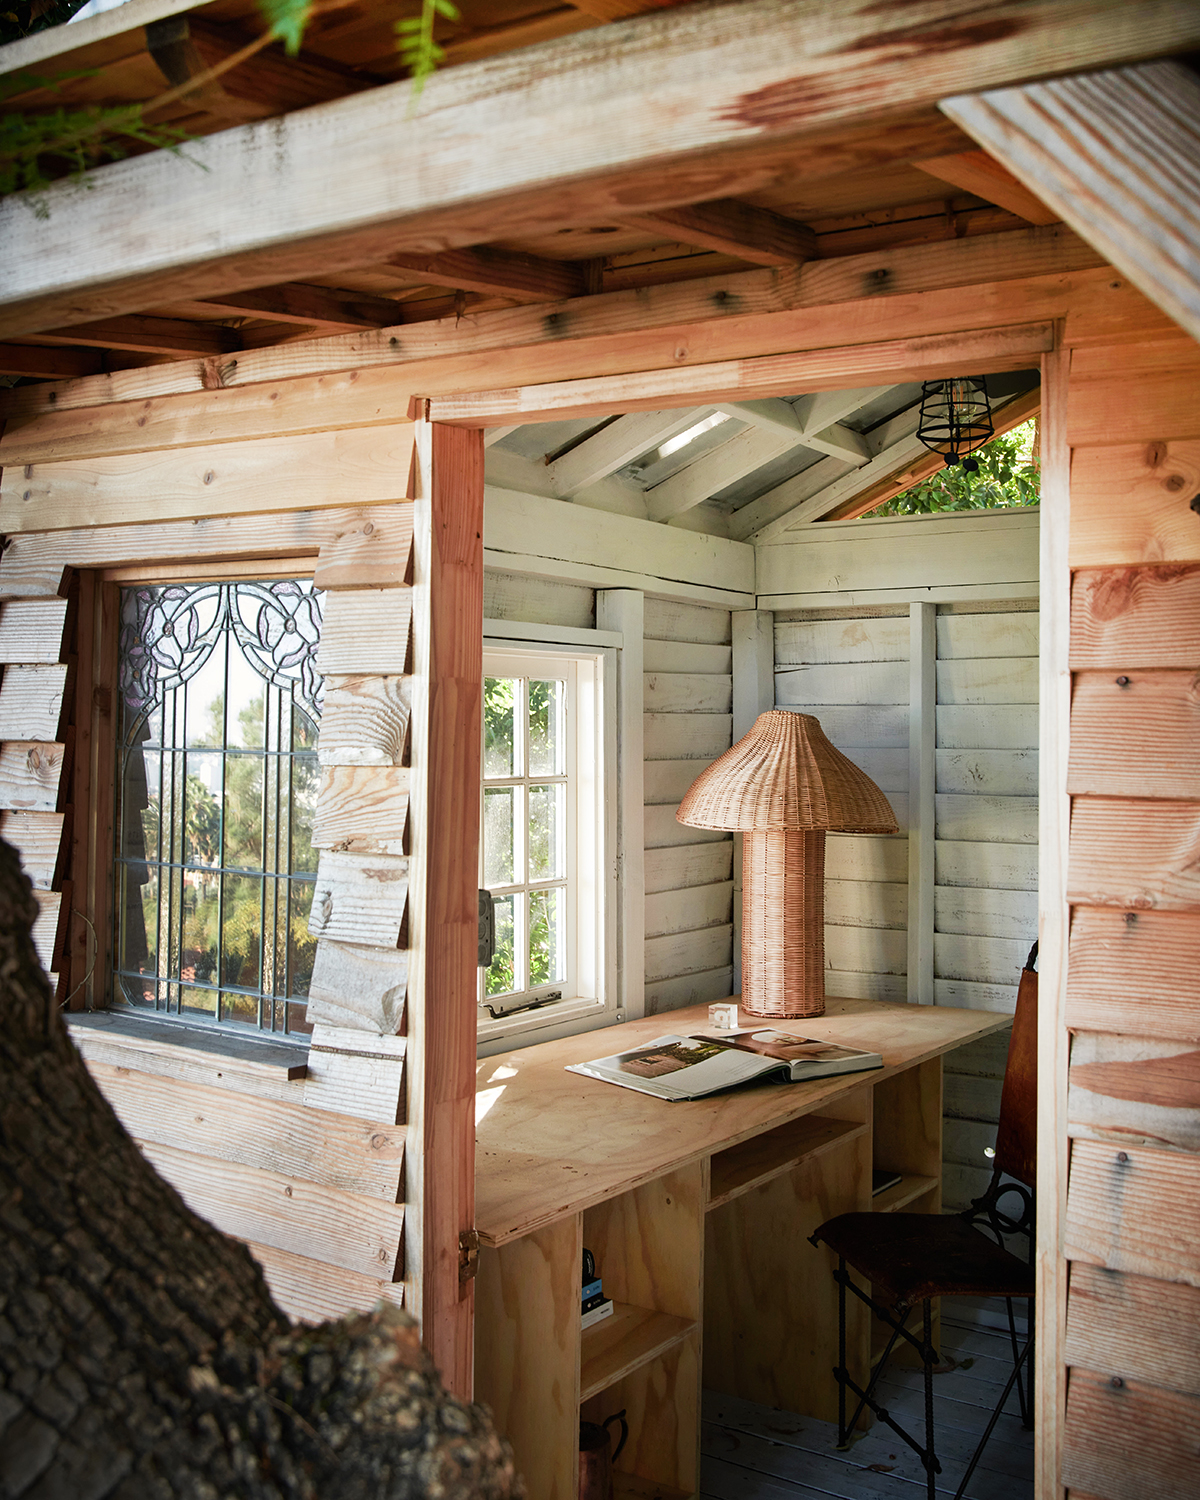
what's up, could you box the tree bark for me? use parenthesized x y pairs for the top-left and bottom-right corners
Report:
(0, 839), (521, 1499)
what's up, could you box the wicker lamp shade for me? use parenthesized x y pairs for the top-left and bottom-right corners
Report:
(678, 711), (898, 1020)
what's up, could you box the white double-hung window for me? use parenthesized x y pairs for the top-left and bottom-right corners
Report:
(478, 643), (614, 1049)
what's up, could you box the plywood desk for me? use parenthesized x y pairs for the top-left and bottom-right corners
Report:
(473, 997), (1009, 1500)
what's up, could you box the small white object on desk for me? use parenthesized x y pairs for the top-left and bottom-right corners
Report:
(581, 1298), (614, 1331)
(709, 1002), (739, 1030)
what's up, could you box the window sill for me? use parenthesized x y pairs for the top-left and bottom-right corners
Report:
(476, 995), (620, 1058)
(67, 1009), (308, 1091)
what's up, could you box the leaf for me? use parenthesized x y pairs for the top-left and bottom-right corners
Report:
(257, 0), (313, 57)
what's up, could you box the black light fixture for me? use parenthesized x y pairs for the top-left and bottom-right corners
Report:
(916, 377), (994, 471)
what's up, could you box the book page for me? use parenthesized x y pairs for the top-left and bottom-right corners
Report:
(567, 1033), (776, 1100)
(717, 1029), (877, 1065)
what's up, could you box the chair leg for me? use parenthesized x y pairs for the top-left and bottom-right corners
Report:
(836, 1255), (848, 1447)
(953, 1334), (1035, 1500)
(922, 1300), (936, 1500)
(1004, 1295), (1032, 1429)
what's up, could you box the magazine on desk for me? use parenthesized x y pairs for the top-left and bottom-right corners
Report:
(567, 1028), (883, 1102)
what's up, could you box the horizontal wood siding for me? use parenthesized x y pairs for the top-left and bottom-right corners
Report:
(642, 601), (733, 1015)
(775, 606), (908, 1006)
(1061, 333), (1200, 1500)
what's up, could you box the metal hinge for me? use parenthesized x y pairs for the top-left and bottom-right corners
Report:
(459, 1228), (480, 1284)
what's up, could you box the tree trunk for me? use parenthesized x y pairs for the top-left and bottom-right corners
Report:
(0, 839), (521, 1499)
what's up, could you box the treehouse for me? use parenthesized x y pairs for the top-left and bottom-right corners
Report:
(1, 3), (1198, 1498)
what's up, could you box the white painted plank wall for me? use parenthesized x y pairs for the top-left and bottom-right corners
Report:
(775, 606), (910, 1004)
(933, 603), (1039, 1016)
(642, 596), (734, 1014)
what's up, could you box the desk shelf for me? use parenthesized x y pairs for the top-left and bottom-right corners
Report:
(872, 1172), (939, 1214)
(708, 1114), (868, 1210)
(581, 1302), (698, 1402)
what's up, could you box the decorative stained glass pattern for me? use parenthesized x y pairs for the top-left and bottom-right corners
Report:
(115, 580), (324, 1035)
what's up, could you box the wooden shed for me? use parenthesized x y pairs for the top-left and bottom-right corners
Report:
(2, 2), (1199, 1497)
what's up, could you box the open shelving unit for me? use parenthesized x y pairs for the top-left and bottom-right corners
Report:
(580, 1303), (697, 1402)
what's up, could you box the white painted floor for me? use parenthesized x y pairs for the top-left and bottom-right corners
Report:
(701, 1304), (1033, 1500)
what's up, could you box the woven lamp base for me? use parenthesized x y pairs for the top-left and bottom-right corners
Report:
(741, 828), (826, 1019)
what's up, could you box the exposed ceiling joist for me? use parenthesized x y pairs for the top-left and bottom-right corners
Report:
(646, 422), (801, 522)
(188, 283), (410, 332)
(0, 345), (102, 380)
(912, 149), (1060, 226)
(6, 0), (1194, 338)
(619, 200), (818, 267)
(745, 385), (1042, 542)
(646, 383), (901, 523)
(942, 59), (1200, 344)
(545, 409), (711, 495)
(31, 316), (238, 358)
(384, 248), (586, 304)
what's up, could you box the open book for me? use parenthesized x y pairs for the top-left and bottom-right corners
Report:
(567, 1028), (883, 1101)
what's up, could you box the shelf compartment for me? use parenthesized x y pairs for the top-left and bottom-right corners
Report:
(871, 1173), (939, 1214)
(580, 1302), (697, 1402)
(708, 1114), (868, 1211)
(613, 1473), (691, 1500)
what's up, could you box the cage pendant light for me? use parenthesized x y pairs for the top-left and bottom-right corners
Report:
(917, 376), (994, 471)
(677, 711), (898, 1019)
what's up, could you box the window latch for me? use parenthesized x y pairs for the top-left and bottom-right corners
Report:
(483, 991), (563, 1021)
(478, 889), (495, 968)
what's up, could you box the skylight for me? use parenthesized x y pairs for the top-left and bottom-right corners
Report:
(654, 411), (730, 461)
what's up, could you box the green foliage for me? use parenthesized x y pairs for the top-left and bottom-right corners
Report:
(0, 70), (193, 213)
(257, 0), (314, 57)
(868, 419), (1041, 518)
(396, 0), (460, 103)
(0, 1), (90, 47)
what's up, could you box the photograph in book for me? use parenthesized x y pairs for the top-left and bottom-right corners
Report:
(567, 1031), (882, 1102)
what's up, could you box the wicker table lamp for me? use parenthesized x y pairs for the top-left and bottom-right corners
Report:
(677, 710), (898, 1019)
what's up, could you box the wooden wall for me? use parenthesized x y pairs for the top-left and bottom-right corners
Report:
(643, 597), (735, 1016)
(1053, 332), (1200, 1500)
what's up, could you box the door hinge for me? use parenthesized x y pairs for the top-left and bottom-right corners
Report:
(459, 1228), (480, 1284)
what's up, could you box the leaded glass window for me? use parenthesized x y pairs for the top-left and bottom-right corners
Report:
(115, 579), (323, 1034)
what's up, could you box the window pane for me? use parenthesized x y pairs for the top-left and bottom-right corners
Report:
(529, 888), (564, 988)
(182, 874), (219, 987)
(483, 786), (515, 887)
(528, 783), (564, 882)
(184, 753), (222, 867)
(290, 755), (319, 874)
(227, 649), (266, 749)
(222, 873), (262, 990)
(528, 679), (563, 776)
(289, 878), (317, 998)
(224, 752), (264, 869)
(185, 648), (227, 750)
(484, 676), (515, 777)
(485, 894), (516, 998)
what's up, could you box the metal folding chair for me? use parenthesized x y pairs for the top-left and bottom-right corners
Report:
(810, 942), (1038, 1500)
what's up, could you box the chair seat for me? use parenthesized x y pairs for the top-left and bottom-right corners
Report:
(813, 1212), (1035, 1308)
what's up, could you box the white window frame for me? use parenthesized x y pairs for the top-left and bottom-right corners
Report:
(477, 637), (618, 1056)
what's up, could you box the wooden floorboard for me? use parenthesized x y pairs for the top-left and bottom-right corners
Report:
(701, 1308), (1033, 1500)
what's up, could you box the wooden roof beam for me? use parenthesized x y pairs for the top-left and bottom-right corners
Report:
(187, 283), (412, 331)
(0, 345), (103, 381)
(942, 59), (1200, 344)
(543, 409), (714, 495)
(6, 0), (1198, 337)
(30, 316), (239, 358)
(619, 200), (818, 267)
(384, 249), (586, 304)
(912, 148), (1060, 226)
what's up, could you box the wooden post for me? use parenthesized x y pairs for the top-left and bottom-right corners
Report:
(1036, 342), (1071, 1500)
(406, 417), (485, 1398)
(907, 602), (935, 1006)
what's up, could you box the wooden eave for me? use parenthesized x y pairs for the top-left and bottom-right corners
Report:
(4, 0), (1199, 382)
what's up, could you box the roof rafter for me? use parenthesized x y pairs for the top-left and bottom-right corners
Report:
(544, 409), (712, 496)
(646, 385), (900, 522)
(187, 283), (411, 332)
(619, 200), (818, 267)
